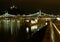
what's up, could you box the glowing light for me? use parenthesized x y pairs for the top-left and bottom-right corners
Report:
(17, 20), (20, 29)
(56, 17), (60, 20)
(45, 22), (48, 25)
(17, 20), (20, 23)
(31, 19), (38, 24)
(35, 19), (38, 22)
(26, 27), (29, 33)
(10, 5), (17, 9)
(26, 20), (29, 22)
(53, 23), (60, 35)
(31, 25), (38, 31)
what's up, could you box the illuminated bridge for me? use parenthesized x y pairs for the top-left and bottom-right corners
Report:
(0, 12), (60, 42)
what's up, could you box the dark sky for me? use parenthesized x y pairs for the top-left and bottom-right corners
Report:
(0, 0), (60, 15)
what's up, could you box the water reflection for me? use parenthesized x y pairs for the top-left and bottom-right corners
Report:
(31, 25), (38, 32)
(0, 16), (47, 42)
(0, 17), (46, 34)
(3, 19), (10, 32)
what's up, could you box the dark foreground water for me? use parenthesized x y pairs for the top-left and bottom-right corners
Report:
(0, 25), (47, 42)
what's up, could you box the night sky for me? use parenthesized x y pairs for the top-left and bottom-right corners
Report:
(0, 0), (60, 15)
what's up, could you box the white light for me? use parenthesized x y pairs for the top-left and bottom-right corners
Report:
(17, 20), (20, 29)
(10, 5), (16, 9)
(35, 19), (38, 22)
(31, 19), (38, 24)
(31, 20), (35, 24)
(7, 20), (10, 23)
(26, 20), (29, 22)
(31, 25), (38, 31)
(45, 22), (48, 25)
(56, 17), (60, 20)
(36, 12), (39, 14)
(17, 20), (20, 23)
(26, 27), (29, 33)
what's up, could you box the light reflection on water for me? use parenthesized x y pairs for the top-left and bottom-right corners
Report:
(0, 17), (46, 33)
(0, 17), (47, 42)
